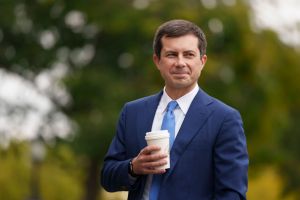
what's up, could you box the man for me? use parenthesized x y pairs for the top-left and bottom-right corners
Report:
(101, 19), (248, 200)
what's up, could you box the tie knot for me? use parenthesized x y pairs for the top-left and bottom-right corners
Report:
(166, 100), (178, 112)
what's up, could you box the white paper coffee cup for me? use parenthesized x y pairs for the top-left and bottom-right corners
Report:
(145, 130), (170, 169)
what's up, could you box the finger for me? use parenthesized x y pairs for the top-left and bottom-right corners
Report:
(141, 145), (161, 154)
(141, 153), (168, 162)
(142, 159), (168, 169)
(143, 168), (166, 175)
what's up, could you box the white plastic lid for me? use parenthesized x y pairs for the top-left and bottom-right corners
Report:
(145, 130), (169, 140)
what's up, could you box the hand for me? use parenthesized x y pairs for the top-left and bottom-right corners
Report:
(131, 145), (168, 175)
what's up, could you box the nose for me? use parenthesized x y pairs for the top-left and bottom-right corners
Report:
(175, 55), (186, 67)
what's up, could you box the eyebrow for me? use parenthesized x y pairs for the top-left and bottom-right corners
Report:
(163, 50), (197, 54)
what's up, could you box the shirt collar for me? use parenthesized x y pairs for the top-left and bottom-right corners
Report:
(160, 85), (199, 115)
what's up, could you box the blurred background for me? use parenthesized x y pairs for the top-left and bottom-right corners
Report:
(0, 0), (300, 199)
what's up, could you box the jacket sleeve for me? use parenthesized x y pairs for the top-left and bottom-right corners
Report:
(214, 109), (248, 200)
(100, 105), (142, 192)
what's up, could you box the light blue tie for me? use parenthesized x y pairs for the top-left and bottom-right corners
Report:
(149, 100), (178, 200)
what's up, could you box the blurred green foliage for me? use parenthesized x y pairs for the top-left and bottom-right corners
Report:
(1, 0), (300, 199)
(39, 144), (83, 200)
(0, 143), (30, 200)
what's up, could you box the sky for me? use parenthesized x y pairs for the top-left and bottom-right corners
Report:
(249, 0), (300, 48)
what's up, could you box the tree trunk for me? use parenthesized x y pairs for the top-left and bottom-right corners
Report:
(83, 158), (100, 200)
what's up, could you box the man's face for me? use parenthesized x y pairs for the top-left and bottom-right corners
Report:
(153, 34), (207, 95)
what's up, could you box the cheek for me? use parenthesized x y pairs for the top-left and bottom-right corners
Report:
(195, 61), (204, 71)
(158, 61), (172, 71)
(157, 66), (169, 77)
(191, 64), (203, 76)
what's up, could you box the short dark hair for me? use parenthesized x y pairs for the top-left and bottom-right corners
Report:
(153, 19), (207, 59)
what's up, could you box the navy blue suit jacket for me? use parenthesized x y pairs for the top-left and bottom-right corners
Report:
(101, 88), (248, 200)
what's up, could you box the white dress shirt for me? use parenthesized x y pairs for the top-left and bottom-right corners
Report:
(141, 85), (199, 200)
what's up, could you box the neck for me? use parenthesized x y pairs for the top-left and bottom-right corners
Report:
(165, 84), (197, 100)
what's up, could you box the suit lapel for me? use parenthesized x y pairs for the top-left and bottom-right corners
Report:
(165, 89), (214, 179)
(136, 91), (163, 150)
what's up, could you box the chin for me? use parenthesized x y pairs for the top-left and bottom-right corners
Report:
(171, 82), (191, 89)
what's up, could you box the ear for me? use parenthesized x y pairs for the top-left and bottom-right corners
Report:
(200, 55), (207, 69)
(153, 54), (160, 70)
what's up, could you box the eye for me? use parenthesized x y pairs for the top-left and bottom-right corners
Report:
(165, 52), (177, 58)
(166, 54), (175, 58)
(184, 52), (196, 58)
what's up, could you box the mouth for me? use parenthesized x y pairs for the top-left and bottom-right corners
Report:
(172, 72), (188, 78)
(172, 70), (189, 75)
